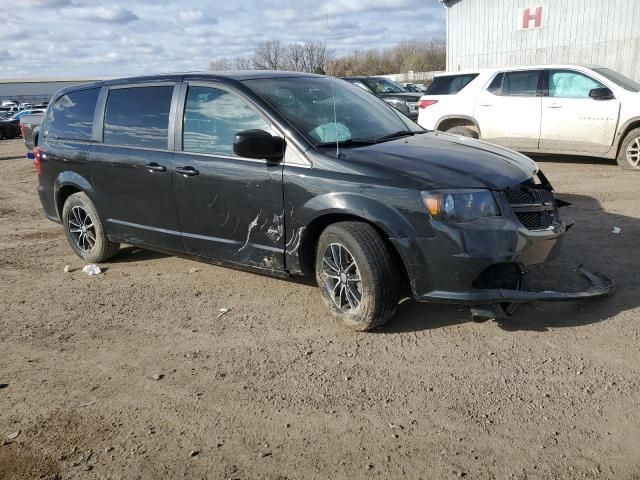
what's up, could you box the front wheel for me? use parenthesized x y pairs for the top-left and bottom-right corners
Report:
(62, 192), (120, 263)
(617, 127), (640, 170)
(315, 222), (400, 331)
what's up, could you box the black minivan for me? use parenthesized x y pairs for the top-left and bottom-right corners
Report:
(35, 72), (612, 330)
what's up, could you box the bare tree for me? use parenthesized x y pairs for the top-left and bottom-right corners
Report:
(210, 37), (445, 76)
(254, 40), (288, 70)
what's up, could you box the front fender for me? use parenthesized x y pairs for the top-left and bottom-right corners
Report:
(302, 191), (425, 240)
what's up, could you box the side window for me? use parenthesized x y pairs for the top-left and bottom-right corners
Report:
(103, 85), (174, 149)
(487, 73), (503, 94)
(426, 74), (479, 95)
(45, 87), (100, 141)
(502, 71), (540, 96)
(182, 85), (270, 157)
(549, 70), (605, 98)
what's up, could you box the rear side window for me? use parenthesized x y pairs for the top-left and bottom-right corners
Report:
(103, 85), (174, 149)
(426, 74), (478, 95)
(501, 71), (540, 96)
(45, 87), (100, 141)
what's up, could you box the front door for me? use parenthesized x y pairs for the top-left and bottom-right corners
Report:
(89, 83), (183, 251)
(539, 69), (620, 155)
(170, 82), (286, 272)
(474, 70), (543, 151)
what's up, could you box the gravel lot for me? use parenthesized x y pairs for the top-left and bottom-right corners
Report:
(1, 137), (639, 479)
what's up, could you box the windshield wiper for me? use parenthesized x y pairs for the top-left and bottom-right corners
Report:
(374, 131), (416, 143)
(315, 138), (376, 148)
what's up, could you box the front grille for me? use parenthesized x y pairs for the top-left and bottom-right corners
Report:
(503, 181), (559, 231)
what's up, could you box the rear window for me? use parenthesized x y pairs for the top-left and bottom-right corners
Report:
(103, 85), (174, 149)
(45, 87), (100, 141)
(426, 74), (478, 95)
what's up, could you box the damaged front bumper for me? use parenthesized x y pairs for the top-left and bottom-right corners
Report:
(419, 267), (614, 305)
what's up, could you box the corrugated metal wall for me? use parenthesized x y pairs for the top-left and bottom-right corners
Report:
(446, 0), (640, 80)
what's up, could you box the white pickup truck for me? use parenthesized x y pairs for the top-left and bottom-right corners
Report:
(417, 64), (640, 170)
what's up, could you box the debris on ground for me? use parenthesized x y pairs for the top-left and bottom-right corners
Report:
(63, 264), (71, 273)
(0, 383), (8, 389)
(218, 308), (230, 318)
(82, 264), (101, 275)
(190, 450), (200, 457)
(188, 267), (200, 274)
(7, 431), (20, 440)
(612, 226), (622, 234)
(151, 374), (164, 381)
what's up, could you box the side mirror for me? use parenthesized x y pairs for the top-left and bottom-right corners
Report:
(233, 129), (285, 161)
(589, 87), (614, 100)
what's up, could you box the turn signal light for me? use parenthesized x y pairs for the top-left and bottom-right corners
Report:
(418, 99), (438, 109)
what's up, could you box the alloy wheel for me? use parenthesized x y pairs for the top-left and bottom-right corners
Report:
(321, 243), (362, 312)
(626, 137), (640, 168)
(68, 206), (96, 252)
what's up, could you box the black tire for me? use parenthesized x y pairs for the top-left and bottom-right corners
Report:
(446, 126), (478, 138)
(315, 221), (400, 331)
(62, 192), (120, 263)
(616, 127), (640, 170)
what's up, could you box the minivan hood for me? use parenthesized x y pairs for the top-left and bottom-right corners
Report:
(341, 132), (538, 190)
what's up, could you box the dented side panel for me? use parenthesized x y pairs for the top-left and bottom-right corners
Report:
(171, 153), (286, 274)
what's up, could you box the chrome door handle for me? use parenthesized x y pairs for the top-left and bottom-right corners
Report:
(175, 166), (199, 177)
(145, 162), (166, 173)
(548, 103), (563, 108)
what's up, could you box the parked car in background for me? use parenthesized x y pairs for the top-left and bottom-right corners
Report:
(341, 76), (422, 120)
(0, 114), (20, 139)
(20, 112), (45, 149)
(401, 82), (427, 93)
(34, 72), (611, 331)
(418, 64), (640, 170)
(13, 109), (45, 121)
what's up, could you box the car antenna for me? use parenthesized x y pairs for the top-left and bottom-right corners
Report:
(327, 15), (339, 157)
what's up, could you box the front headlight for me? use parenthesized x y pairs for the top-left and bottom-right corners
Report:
(421, 190), (501, 223)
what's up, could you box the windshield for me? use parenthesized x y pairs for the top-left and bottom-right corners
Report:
(594, 68), (640, 92)
(243, 76), (422, 146)
(362, 78), (406, 94)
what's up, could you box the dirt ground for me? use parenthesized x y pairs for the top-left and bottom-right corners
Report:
(0, 137), (639, 480)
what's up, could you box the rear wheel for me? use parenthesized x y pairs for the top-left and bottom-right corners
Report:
(315, 222), (400, 331)
(446, 126), (478, 138)
(617, 127), (640, 170)
(62, 192), (120, 263)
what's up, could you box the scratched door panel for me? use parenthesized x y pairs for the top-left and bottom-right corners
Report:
(171, 154), (285, 272)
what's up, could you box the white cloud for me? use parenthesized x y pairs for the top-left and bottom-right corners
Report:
(60, 5), (138, 23)
(178, 9), (217, 24)
(18, 0), (71, 7)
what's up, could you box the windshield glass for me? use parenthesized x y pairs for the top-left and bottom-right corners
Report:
(362, 78), (405, 94)
(594, 68), (640, 92)
(243, 76), (422, 146)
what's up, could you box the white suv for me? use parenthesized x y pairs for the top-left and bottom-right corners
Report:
(417, 65), (640, 170)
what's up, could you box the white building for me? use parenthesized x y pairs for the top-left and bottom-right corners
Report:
(441, 0), (640, 81)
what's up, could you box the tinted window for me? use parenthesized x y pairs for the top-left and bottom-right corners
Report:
(427, 74), (479, 95)
(103, 86), (173, 149)
(502, 71), (540, 96)
(487, 73), (503, 94)
(549, 70), (604, 98)
(46, 87), (99, 141)
(183, 86), (270, 156)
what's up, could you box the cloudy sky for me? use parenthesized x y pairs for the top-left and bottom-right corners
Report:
(0, 0), (445, 79)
